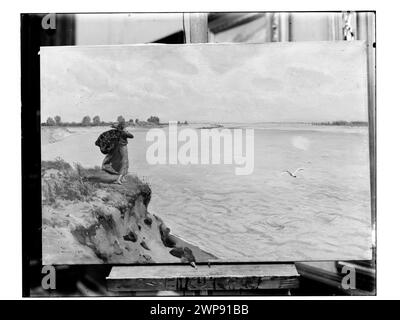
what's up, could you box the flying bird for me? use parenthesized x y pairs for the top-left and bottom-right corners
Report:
(282, 168), (304, 178)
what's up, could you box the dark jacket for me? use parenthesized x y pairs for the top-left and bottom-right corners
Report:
(119, 130), (134, 146)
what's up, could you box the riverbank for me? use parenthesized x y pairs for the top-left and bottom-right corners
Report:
(42, 159), (216, 264)
(41, 127), (75, 145)
(40, 123), (184, 145)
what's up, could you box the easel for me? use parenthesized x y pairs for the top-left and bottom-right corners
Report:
(107, 264), (299, 296)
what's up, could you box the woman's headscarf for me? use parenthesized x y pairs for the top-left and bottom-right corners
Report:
(111, 121), (126, 131)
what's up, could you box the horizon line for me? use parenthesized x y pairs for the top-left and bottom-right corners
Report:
(41, 120), (368, 124)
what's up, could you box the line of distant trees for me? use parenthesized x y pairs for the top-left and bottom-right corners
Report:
(311, 121), (368, 127)
(41, 115), (189, 127)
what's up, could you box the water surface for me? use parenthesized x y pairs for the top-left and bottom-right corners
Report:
(42, 123), (372, 261)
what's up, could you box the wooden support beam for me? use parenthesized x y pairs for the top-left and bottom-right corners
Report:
(279, 13), (291, 42)
(329, 12), (343, 41)
(184, 13), (208, 43)
(107, 264), (299, 292)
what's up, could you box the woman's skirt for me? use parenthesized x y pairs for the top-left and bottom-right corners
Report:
(119, 145), (129, 176)
(102, 145), (129, 175)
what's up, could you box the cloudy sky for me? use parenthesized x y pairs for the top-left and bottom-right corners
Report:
(41, 42), (368, 123)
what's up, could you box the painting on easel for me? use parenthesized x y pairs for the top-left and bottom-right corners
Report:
(40, 41), (372, 264)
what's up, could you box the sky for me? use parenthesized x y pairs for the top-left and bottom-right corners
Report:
(40, 42), (368, 123)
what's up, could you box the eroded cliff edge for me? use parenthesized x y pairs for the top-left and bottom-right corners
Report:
(42, 159), (216, 264)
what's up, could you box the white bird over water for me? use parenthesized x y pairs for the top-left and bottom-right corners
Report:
(282, 168), (304, 178)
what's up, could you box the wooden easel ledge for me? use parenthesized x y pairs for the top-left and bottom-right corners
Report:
(107, 264), (299, 292)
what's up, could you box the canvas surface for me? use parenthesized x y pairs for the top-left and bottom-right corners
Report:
(40, 42), (371, 264)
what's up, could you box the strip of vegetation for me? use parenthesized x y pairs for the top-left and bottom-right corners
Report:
(311, 121), (368, 126)
(42, 115), (188, 127)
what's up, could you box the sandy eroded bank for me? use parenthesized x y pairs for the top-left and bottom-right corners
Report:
(42, 159), (216, 264)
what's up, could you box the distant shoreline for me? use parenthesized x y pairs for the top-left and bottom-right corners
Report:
(310, 121), (368, 127)
(41, 121), (368, 128)
(41, 122), (194, 129)
(41, 123), (168, 129)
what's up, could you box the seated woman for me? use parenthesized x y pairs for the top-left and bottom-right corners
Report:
(101, 121), (134, 184)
